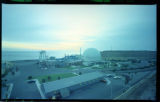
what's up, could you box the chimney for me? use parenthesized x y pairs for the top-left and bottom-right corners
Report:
(80, 48), (81, 56)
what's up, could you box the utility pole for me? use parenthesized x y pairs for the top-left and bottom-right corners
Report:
(80, 48), (81, 56)
(80, 47), (83, 60)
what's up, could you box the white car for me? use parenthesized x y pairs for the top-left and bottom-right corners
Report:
(113, 76), (121, 79)
(27, 79), (35, 83)
(100, 78), (111, 85)
(106, 74), (115, 77)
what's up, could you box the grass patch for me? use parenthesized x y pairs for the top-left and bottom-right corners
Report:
(79, 65), (87, 68)
(91, 64), (106, 69)
(63, 66), (79, 70)
(33, 73), (77, 84)
(63, 65), (87, 69)
(92, 66), (104, 69)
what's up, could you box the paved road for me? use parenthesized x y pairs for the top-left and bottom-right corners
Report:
(72, 67), (97, 74)
(115, 71), (156, 100)
(7, 61), (73, 99)
(128, 74), (156, 100)
(3, 60), (156, 99)
(6, 61), (97, 99)
(64, 79), (124, 99)
(63, 70), (155, 99)
(114, 67), (155, 73)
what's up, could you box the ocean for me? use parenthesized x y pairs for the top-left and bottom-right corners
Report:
(2, 51), (76, 62)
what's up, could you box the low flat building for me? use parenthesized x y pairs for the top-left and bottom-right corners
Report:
(41, 71), (105, 98)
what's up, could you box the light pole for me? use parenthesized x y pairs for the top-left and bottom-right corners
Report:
(105, 78), (112, 99)
(110, 84), (112, 99)
(106, 81), (112, 99)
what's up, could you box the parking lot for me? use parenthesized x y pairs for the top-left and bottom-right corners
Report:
(2, 60), (156, 99)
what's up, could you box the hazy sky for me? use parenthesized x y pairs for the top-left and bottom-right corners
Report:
(2, 4), (156, 53)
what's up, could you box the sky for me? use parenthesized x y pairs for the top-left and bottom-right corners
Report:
(2, 4), (156, 53)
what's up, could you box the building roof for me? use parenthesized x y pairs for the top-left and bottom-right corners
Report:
(42, 71), (105, 94)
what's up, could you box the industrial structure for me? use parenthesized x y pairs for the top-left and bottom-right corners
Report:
(37, 48), (110, 69)
(41, 71), (105, 98)
(39, 50), (47, 62)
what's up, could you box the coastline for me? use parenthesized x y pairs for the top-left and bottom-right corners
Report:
(2, 59), (39, 64)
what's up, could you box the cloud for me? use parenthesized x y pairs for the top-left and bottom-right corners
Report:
(2, 5), (156, 51)
(2, 41), (85, 51)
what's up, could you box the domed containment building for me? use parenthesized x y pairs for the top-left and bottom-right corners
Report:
(83, 48), (102, 62)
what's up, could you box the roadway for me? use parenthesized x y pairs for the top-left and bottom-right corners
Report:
(3, 60), (156, 99)
(6, 61), (97, 99)
(114, 71), (156, 100)
(113, 67), (155, 73)
(64, 70), (155, 99)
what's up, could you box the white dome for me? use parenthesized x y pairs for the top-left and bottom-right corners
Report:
(83, 48), (101, 62)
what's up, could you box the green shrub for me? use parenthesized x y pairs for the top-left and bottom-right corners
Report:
(125, 76), (130, 85)
(28, 76), (32, 80)
(79, 72), (82, 75)
(16, 67), (19, 72)
(11, 71), (15, 75)
(131, 59), (137, 63)
(57, 76), (61, 80)
(112, 69), (116, 72)
(48, 76), (51, 80)
(42, 79), (46, 83)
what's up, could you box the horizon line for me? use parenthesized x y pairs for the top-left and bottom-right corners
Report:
(2, 50), (156, 52)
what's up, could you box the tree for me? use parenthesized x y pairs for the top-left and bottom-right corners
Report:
(2, 79), (7, 87)
(16, 67), (19, 72)
(42, 79), (46, 83)
(4, 79), (7, 82)
(79, 72), (82, 75)
(6, 93), (8, 99)
(112, 69), (116, 72)
(125, 77), (129, 85)
(28, 76), (32, 80)
(138, 60), (141, 63)
(121, 68), (124, 70)
(114, 63), (118, 67)
(131, 59), (137, 63)
(48, 76), (51, 81)
(11, 71), (15, 75)
(124, 75), (131, 85)
(57, 76), (61, 80)
(123, 64), (128, 68)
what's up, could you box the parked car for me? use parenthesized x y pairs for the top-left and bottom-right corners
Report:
(106, 74), (115, 78)
(113, 76), (121, 79)
(27, 80), (35, 83)
(100, 79), (107, 83)
(100, 78), (111, 85)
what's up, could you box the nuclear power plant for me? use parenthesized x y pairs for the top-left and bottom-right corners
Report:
(2, 48), (156, 99)
(37, 48), (109, 70)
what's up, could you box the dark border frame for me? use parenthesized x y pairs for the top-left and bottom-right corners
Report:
(0, 0), (159, 101)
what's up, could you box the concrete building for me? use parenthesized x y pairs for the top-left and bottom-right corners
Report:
(68, 60), (83, 66)
(41, 71), (105, 98)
